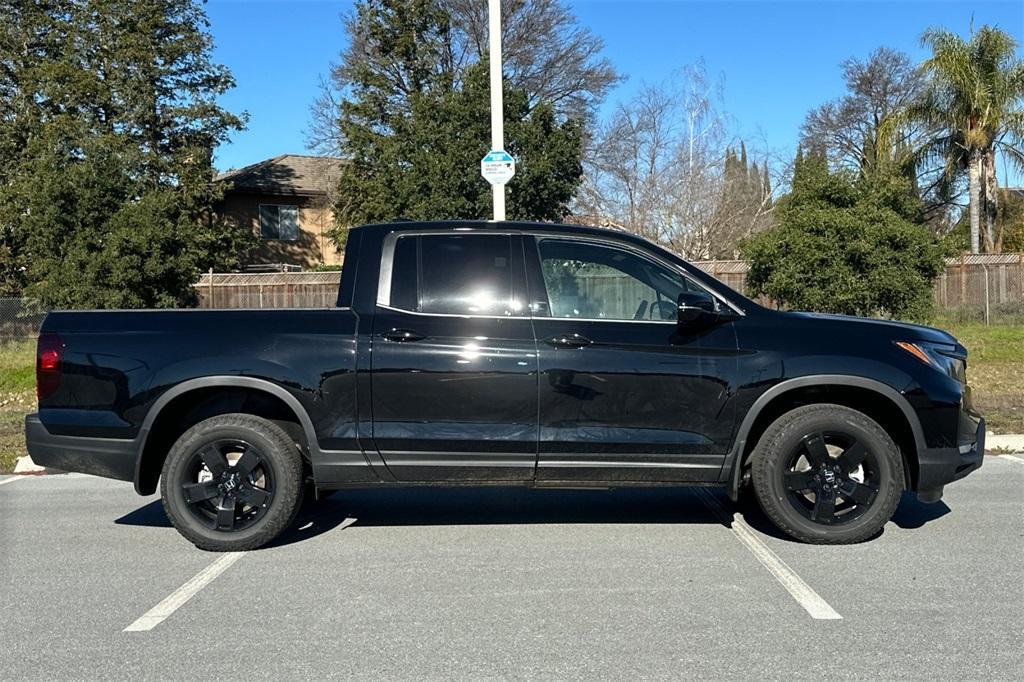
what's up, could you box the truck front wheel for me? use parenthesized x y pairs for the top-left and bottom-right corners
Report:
(160, 414), (304, 551)
(751, 404), (904, 544)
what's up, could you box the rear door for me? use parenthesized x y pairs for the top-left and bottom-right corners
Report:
(370, 231), (538, 481)
(525, 235), (739, 482)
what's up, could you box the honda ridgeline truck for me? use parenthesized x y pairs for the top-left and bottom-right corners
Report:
(25, 221), (985, 550)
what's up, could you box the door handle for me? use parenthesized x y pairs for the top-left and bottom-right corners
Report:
(544, 333), (592, 349)
(381, 328), (426, 342)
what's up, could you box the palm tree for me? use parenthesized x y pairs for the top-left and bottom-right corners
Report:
(911, 26), (1024, 253)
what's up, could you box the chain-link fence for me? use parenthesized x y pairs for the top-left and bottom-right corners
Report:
(0, 298), (46, 343)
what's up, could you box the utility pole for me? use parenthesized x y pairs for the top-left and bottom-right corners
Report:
(481, 0), (515, 221)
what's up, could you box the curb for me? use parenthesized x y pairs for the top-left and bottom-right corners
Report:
(985, 433), (1024, 455)
(12, 455), (64, 476)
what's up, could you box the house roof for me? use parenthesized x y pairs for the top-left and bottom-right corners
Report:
(216, 154), (343, 197)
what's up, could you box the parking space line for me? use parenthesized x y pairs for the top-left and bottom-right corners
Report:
(695, 488), (842, 621)
(0, 476), (28, 487)
(124, 552), (245, 632)
(996, 454), (1024, 464)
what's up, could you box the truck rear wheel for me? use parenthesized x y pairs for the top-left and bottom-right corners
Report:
(750, 404), (904, 544)
(160, 414), (304, 551)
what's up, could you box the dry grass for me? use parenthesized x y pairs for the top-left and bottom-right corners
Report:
(937, 323), (1024, 434)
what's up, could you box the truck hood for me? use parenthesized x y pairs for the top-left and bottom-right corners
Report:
(784, 311), (959, 345)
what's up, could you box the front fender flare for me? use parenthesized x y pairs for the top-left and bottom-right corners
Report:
(723, 374), (925, 500)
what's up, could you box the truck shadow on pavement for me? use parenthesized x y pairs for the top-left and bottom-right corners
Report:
(734, 490), (951, 541)
(115, 486), (951, 548)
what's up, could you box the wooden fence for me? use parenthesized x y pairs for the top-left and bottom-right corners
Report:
(694, 254), (1024, 319)
(196, 271), (340, 309)
(196, 254), (1024, 319)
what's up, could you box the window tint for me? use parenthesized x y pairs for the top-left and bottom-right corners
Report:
(259, 204), (299, 241)
(388, 234), (517, 316)
(537, 239), (700, 321)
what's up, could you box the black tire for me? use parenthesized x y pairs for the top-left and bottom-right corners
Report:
(160, 414), (304, 551)
(751, 404), (904, 544)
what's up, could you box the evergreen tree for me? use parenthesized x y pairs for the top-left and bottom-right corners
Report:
(330, 0), (583, 234)
(741, 151), (945, 320)
(711, 141), (772, 252)
(0, 0), (248, 307)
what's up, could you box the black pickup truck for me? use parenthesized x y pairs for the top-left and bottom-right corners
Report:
(26, 221), (984, 550)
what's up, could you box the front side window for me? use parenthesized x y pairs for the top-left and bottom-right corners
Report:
(537, 239), (700, 321)
(259, 204), (299, 241)
(387, 234), (518, 316)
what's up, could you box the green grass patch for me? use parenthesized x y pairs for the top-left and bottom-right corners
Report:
(0, 339), (35, 394)
(930, 321), (1024, 363)
(0, 339), (35, 473)
(0, 409), (25, 474)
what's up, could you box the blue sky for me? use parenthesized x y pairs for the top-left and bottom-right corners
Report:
(207, 0), (1024, 179)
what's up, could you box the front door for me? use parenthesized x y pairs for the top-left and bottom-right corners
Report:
(525, 235), (739, 482)
(370, 231), (538, 481)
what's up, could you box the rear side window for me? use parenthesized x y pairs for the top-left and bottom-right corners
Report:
(387, 234), (517, 316)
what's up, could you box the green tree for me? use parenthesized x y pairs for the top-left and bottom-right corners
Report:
(904, 25), (1024, 253)
(329, 0), (583, 238)
(0, 0), (249, 308)
(741, 150), (946, 320)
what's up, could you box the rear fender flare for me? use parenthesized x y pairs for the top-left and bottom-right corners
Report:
(133, 376), (322, 493)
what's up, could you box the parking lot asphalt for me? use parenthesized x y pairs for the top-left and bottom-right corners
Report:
(1, 456), (1022, 681)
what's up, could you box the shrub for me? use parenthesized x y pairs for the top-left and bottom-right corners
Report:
(741, 152), (946, 320)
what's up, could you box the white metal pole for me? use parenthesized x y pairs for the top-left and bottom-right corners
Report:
(488, 0), (506, 221)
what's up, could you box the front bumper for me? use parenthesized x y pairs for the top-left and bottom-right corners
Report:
(24, 414), (137, 482)
(916, 418), (985, 502)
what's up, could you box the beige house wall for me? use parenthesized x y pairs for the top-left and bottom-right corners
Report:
(219, 192), (343, 268)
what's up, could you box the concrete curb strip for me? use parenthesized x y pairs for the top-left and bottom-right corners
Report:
(13, 455), (64, 475)
(985, 434), (1024, 454)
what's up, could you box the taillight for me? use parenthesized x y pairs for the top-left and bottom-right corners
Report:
(37, 332), (64, 399)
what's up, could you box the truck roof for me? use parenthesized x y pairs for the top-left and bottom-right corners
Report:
(351, 220), (630, 240)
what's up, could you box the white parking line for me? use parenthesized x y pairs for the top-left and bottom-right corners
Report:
(695, 488), (843, 621)
(0, 476), (29, 487)
(124, 552), (245, 632)
(996, 454), (1024, 465)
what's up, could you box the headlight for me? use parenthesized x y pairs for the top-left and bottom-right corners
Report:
(895, 341), (967, 383)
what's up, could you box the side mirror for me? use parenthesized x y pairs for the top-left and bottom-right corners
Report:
(677, 291), (717, 325)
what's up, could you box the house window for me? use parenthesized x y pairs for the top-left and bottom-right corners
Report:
(259, 204), (299, 241)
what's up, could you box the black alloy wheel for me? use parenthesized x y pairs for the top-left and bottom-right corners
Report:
(781, 431), (880, 526)
(181, 439), (275, 532)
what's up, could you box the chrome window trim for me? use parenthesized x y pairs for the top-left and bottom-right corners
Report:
(528, 232), (745, 317)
